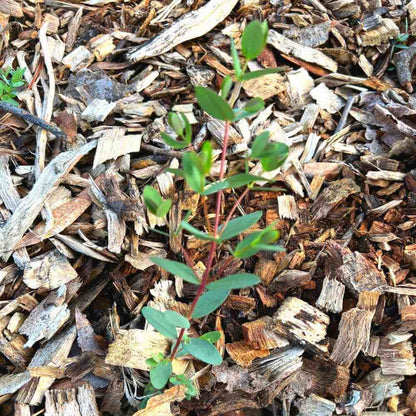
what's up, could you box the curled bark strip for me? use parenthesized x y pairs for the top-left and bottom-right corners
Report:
(0, 102), (67, 139)
(126, 0), (238, 62)
(395, 43), (416, 93)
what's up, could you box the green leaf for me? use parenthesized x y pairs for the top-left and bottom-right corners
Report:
(202, 173), (265, 195)
(140, 383), (160, 409)
(183, 338), (222, 365)
(1, 96), (18, 106)
(207, 273), (260, 291)
(239, 68), (281, 81)
(250, 131), (270, 158)
(183, 114), (192, 142)
(161, 132), (189, 149)
(169, 374), (197, 399)
(10, 81), (24, 88)
(219, 211), (262, 240)
(241, 20), (268, 60)
(142, 307), (178, 339)
(150, 257), (200, 285)
(11, 68), (25, 84)
(168, 112), (185, 137)
(192, 289), (230, 318)
(199, 141), (212, 175)
(251, 132), (289, 172)
(181, 220), (219, 242)
(233, 98), (265, 121)
(200, 331), (221, 343)
(234, 227), (282, 259)
(145, 357), (158, 367)
(183, 152), (205, 193)
(164, 310), (190, 329)
(157, 199), (172, 217)
(221, 75), (233, 100)
(230, 38), (242, 78)
(143, 186), (171, 217)
(245, 97), (264, 113)
(195, 86), (235, 121)
(150, 359), (172, 389)
(260, 143), (289, 171)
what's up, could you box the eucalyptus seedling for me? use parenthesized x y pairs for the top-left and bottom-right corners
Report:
(141, 20), (289, 403)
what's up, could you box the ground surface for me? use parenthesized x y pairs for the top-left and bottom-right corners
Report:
(1, 0), (416, 415)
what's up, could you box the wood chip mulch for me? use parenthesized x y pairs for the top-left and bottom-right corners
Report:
(1, 1), (416, 415)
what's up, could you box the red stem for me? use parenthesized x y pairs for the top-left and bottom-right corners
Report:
(170, 122), (230, 360)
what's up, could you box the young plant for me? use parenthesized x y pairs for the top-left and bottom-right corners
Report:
(141, 20), (289, 402)
(0, 67), (26, 107)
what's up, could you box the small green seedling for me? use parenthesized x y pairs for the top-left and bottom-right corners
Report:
(0, 68), (26, 107)
(141, 20), (289, 405)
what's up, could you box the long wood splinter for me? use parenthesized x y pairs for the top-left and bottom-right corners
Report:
(0, 101), (67, 139)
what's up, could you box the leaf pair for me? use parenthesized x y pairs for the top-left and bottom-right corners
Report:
(172, 141), (212, 193)
(181, 211), (262, 243)
(251, 131), (289, 171)
(142, 306), (189, 340)
(234, 226), (284, 259)
(162, 112), (192, 149)
(195, 86), (266, 123)
(170, 374), (197, 399)
(143, 186), (172, 218)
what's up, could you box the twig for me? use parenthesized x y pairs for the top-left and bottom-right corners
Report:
(140, 143), (183, 158)
(170, 122), (230, 360)
(0, 101), (66, 139)
(335, 96), (355, 133)
(35, 23), (56, 179)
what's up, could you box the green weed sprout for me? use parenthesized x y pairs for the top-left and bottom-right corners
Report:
(0, 68), (26, 107)
(141, 20), (289, 403)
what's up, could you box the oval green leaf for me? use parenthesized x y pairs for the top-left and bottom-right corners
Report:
(192, 289), (230, 318)
(156, 199), (172, 217)
(245, 97), (264, 113)
(150, 359), (172, 389)
(233, 227), (281, 259)
(150, 257), (200, 285)
(195, 86), (235, 121)
(219, 211), (262, 241)
(200, 331), (222, 343)
(164, 310), (190, 329)
(142, 306), (178, 339)
(241, 20), (268, 60)
(221, 75), (233, 99)
(143, 186), (160, 214)
(183, 152), (204, 193)
(168, 112), (185, 136)
(207, 273), (260, 291)
(183, 338), (223, 365)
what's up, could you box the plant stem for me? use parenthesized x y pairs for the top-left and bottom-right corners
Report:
(170, 121), (230, 360)
(220, 187), (249, 235)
